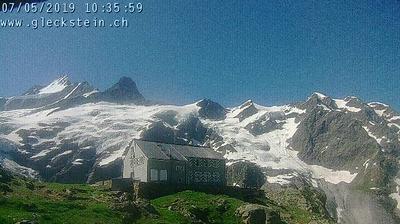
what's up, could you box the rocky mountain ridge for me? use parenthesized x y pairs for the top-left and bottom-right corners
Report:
(0, 76), (399, 223)
(0, 75), (146, 112)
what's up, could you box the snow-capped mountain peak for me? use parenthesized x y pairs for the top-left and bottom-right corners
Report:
(38, 75), (71, 95)
(311, 92), (328, 100)
(229, 100), (259, 121)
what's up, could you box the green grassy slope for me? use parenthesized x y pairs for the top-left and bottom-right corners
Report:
(0, 180), (123, 224)
(0, 168), (334, 224)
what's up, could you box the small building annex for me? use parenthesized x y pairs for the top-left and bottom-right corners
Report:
(122, 139), (226, 186)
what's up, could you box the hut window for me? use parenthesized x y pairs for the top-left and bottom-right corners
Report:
(160, 170), (168, 181)
(150, 169), (158, 181)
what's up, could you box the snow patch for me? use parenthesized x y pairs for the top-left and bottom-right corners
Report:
(52, 150), (72, 161)
(390, 116), (400, 122)
(267, 174), (297, 185)
(374, 109), (386, 117)
(309, 165), (357, 184)
(83, 90), (99, 98)
(318, 104), (332, 111)
(31, 149), (52, 159)
(72, 159), (84, 165)
(334, 99), (361, 112)
(363, 159), (370, 170)
(363, 126), (383, 145)
(368, 102), (389, 107)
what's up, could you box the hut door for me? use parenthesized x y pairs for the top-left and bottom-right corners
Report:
(175, 165), (186, 184)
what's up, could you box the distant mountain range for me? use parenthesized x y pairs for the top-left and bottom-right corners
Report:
(0, 75), (399, 223)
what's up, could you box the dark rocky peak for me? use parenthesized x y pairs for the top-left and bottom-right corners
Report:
(355, 106), (385, 124)
(309, 92), (329, 99)
(301, 92), (336, 111)
(344, 96), (365, 109)
(196, 99), (227, 120)
(234, 100), (259, 121)
(102, 76), (145, 103)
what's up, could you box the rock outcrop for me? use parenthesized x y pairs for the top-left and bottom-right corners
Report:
(235, 204), (283, 224)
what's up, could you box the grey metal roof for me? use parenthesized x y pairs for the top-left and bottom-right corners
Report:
(135, 140), (171, 160)
(134, 139), (224, 161)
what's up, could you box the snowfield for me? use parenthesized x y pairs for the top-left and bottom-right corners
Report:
(0, 100), (359, 185)
(334, 99), (361, 113)
(0, 102), (199, 166)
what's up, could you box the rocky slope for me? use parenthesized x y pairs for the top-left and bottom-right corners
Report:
(0, 76), (400, 223)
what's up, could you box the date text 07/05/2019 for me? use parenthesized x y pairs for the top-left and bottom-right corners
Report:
(1, 2), (143, 14)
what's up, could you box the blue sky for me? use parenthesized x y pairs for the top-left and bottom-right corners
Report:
(1, 0), (399, 109)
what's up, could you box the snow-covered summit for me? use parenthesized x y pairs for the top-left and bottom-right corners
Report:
(311, 92), (328, 100)
(38, 75), (71, 95)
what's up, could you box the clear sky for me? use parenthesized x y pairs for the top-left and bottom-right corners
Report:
(1, 0), (399, 109)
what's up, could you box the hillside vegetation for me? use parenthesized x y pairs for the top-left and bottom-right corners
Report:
(0, 168), (334, 224)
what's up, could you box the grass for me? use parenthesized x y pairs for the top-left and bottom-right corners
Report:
(0, 178), (123, 224)
(136, 190), (244, 224)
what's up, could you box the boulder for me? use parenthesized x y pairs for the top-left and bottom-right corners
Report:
(235, 204), (282, 224)
(227, 161), (266, 189)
